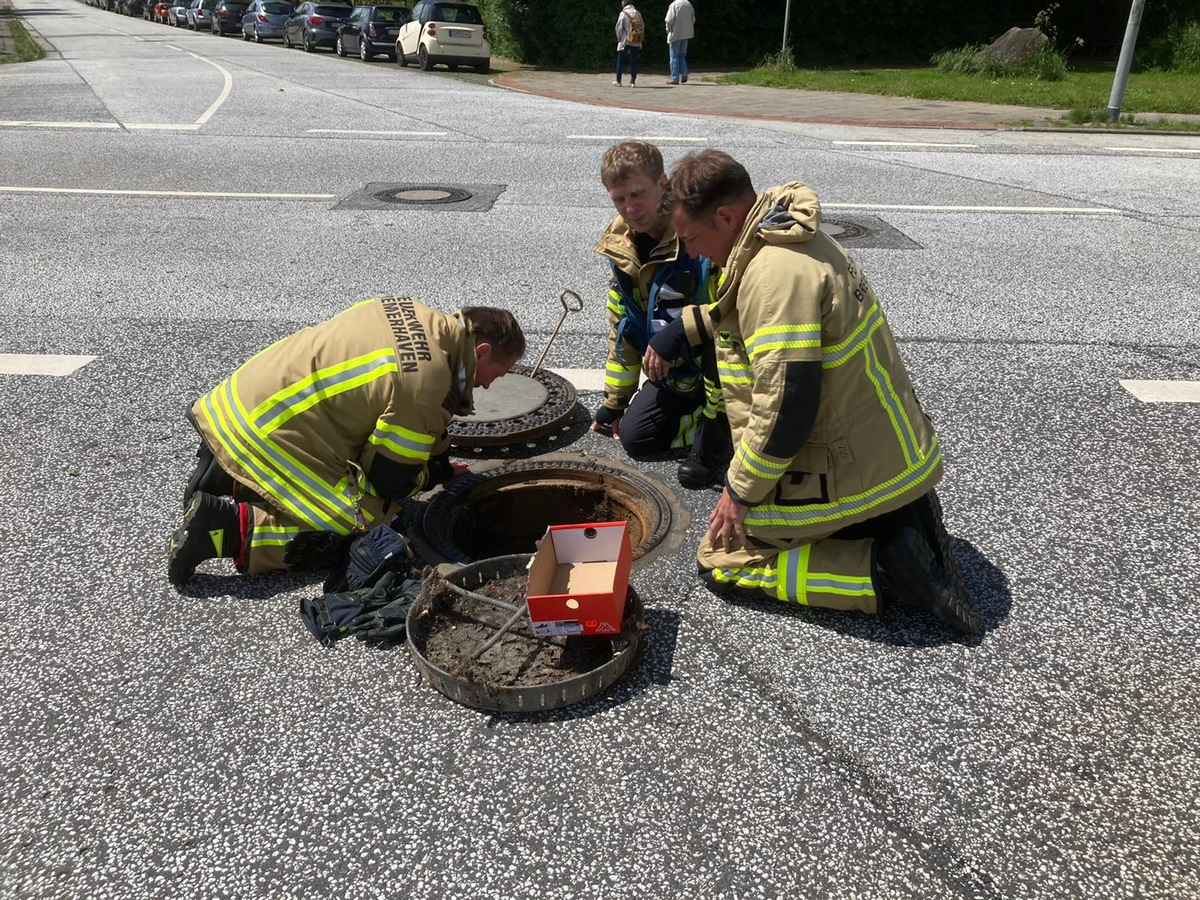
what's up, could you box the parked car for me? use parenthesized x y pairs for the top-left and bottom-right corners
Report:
(118, 0), (144, 15)
(210, 0), (249, 34)
(166, 0), (190, 24)
(336, 6), (409, 61)
(142, 0), (155, 19)
(283, 2), (352, 52)
(395, 1), (488, 73)
(152, 0), (173, 19)
(240, 0), (292, 41)
(186, 0), (217, 29)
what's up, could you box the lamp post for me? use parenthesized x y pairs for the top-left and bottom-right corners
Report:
(782, 0), (792, 54)
(1107, 0), (1146, 122)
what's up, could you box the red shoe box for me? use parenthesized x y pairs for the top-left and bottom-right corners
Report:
(526, 522), (632, 637)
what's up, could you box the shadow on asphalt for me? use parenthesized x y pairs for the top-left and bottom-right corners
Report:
(701, 537), (1011, 648)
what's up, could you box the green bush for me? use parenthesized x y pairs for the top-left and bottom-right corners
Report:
(1171, 22), (1200, 73)
(931, 44), (984, 75)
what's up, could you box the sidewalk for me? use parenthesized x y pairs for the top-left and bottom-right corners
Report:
(494, 69), (1200, 131)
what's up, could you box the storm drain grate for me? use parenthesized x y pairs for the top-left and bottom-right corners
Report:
(334, 182), (506, 212)
(820, 214), (922, 250)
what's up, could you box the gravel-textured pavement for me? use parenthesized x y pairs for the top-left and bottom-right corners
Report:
(1, 2), (1198, 898)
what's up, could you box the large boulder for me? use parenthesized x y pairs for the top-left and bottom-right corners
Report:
(973, 26), (1050, 70)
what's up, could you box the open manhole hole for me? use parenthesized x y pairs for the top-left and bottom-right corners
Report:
(448, 364), (577, 449)
(407, 455), (686, 568)
(374, 186), (473, 205)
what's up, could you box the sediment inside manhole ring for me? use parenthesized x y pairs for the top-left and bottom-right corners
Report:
(409, 456), (686, 568)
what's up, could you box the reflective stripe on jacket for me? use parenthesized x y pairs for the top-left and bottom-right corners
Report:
(686, 183), (942, 540)
(193, 296), (474, 534)
(595, 216), (710, 410)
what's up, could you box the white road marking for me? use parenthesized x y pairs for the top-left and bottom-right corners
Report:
(551, 368), (606, 392)
(823, 202), (1120, 214)
(0, 120), (120, 129)
(0, 186), (336, 200)
(1104, 147), (1198, 155)
(0, 354), (96, 376)
(126, 124), (202, 131)
(833, 141), (978, 148)
(163, 46), (234, 126)
(1120, 380), (1200, 403)
(566, 135), (708, 142)
(306, 129), (449, 136)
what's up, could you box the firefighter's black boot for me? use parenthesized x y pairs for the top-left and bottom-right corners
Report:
(168, 492), (242, 587)
(875, 525), (981, 636)
(678, 412), (733, 490)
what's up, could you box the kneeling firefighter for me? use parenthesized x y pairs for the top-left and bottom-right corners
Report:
(168, 298), (525, 586)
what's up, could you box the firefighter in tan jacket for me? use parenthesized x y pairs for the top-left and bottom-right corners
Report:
(167, 298), (524, 586)
(653, 150), (980, 634)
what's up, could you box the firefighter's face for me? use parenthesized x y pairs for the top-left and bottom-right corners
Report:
(474, 343), (517, 389)
(607, 171), (669, 237)
(672, 205), (741, 266)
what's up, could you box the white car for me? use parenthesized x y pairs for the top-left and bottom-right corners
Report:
(395, 0), (489, 73)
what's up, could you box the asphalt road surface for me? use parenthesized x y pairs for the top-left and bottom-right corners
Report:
(2, 1), (1199, 898)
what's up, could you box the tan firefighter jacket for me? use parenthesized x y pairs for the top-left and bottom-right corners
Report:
(192, 296), (476, 535)
(595, 216), (710, 411)
(678, 183), (943, 540)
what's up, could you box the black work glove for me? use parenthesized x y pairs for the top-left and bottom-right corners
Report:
(593, 405), (624, 436)
(648, 315), (688, 361)
(428, 452), (455, 486)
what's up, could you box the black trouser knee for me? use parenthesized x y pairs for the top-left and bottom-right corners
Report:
(618, 380), (703, 457)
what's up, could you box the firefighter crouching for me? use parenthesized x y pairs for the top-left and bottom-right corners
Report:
(592, 140), (732, 490)
(653, 150), (981, 635)
(168, 298), (524, 586)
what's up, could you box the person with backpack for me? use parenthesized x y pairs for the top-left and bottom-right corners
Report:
(664, 0), (695, 85)
(591, 141), (732, 490)
(613, 0), (644, 87)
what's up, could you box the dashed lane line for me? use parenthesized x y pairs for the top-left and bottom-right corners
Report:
(0, 354), (97, 377)
(1120, 380), (1200, 403)
(823, 202), (1121, 214)
(0, 121), (120, 130)
(566, 135), (708, 142)
(0, 186), (337, 200)
(833, 141), (978, 148)
(306, 129), (449, 137)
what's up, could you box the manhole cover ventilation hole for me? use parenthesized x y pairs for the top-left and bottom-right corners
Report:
(373, 186), (474, 205)
(415, 460), (673, 565)
(820, 218), (871, 241)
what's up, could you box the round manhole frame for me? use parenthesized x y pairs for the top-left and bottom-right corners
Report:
(406, 553), (644, 713)
(448, 364), (577, 449)
(820, 218), (871, 241)
(406, 453), (688, 570)
(372, 185), (474, 205)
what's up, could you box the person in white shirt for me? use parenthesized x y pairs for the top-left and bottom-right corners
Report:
(665, 0), (695, 85)
(614, 0), (644, 87)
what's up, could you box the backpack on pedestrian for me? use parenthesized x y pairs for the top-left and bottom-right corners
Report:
(625, 8), (644, 45)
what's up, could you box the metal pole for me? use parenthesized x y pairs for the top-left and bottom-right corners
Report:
(782, 0), (792, 55)
(1107, 0), (1146, 122)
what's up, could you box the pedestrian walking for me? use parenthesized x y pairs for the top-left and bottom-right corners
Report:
(665, 0), (694, 84)
(613, 0), (644, 87)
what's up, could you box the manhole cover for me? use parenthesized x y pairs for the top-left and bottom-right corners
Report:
(407, 455), (687, 568)
(820, 218), (871, 241)
(373, 186), (473, 205)
(406, 554), (644, 712)
(448, 364), (576, 448)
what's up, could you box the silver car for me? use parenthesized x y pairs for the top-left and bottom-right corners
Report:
(166, 0), (190, 25)
(241, 0), (292, 41)
(185, 0), (218, 29)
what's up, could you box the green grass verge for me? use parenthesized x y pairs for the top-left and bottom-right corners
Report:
(721, 66), (1200, 116)
(0, 7), (45, 64)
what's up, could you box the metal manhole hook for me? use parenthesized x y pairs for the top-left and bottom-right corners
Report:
(529, 289), (584, 378)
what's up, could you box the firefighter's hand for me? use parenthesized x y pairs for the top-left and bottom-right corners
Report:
(708, 488), (748, 553)
(643, 345), (669, 383)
